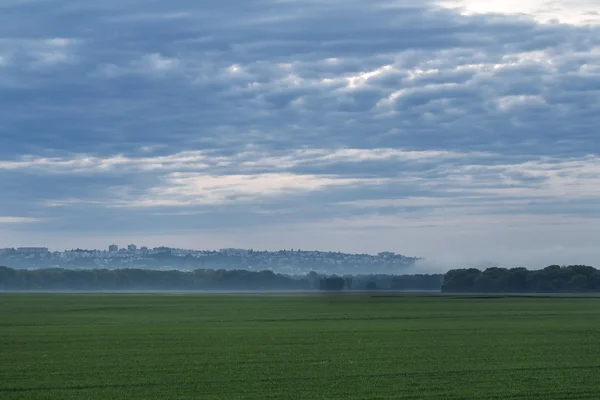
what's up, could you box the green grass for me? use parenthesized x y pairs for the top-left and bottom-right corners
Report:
(1, 294), (600, 399)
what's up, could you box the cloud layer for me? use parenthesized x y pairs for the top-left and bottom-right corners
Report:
(1, 0), (599, 269)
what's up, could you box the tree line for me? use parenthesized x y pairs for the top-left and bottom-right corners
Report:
(442, 265), (600, 293)
(3, 265), (600, 292)
(0, 266), (442, 291)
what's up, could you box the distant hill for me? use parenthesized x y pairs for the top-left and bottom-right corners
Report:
(0, 248), (420, 275)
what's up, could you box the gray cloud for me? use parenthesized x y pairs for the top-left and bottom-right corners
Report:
(0, 0), (599, 267)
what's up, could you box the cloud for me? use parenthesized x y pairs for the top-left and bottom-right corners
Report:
(119, 172), (377, 207)
(2, 147), (599, 217)
(0, 217), (44, 224)
(0, 0), (599, 267)
(435, 0), (600, 25)
(0, 37), (79, 68)
(96, 53), (181, 77)
(0, 147), (488, 174)
(106, 12), (191, 23)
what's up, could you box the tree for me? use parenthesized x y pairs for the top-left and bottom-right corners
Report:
(0, 266), (15, 289)
(442, 265), (600, 293)
(320, 276), (346, 291)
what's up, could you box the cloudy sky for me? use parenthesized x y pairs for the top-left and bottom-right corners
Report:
(1, 0), (599, 269)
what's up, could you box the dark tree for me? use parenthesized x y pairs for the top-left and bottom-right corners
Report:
(442, 265), (600, 293)
(319, 276), (346, 291)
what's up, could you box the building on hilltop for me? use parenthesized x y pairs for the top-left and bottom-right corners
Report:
(109, 244), (118, 252)
(127, 244), (137, 251)
(17, 247), (49, 255)
(220, 248), (249, 256)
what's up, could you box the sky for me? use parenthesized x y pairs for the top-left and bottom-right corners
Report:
(1, 0), (599, 270)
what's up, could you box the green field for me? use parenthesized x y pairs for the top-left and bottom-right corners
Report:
(2, 294), (600, 399)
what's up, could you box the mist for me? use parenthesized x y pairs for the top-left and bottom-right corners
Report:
(0, 266), (444, 293)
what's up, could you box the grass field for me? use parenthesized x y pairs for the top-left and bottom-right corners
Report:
(1, 294), (600, 399)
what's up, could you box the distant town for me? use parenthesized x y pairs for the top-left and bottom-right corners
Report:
(0, 245), (420, 275)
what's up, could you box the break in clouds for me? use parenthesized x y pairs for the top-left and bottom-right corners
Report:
(0, 0), (599, 269)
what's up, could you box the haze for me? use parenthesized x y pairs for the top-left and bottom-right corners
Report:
(1, 0), (599, 271)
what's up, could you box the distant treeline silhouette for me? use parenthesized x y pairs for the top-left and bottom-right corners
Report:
(442, 265), (600, 293)
(3, 265), (598, 292)
(0, 266), (442, 291)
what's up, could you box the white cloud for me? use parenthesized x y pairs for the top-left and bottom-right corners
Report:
(0, 37), (78, 67)
(96, 53), (181, 77)
(44, 38), (76, 47)
(0, 148), (485, 174)
(32, 38), (78, 66)
(345, 65), (395, 88)
(496, 95), (547, 111)
(8, 148), (598, 220)
(118, 172), (376, 207)
(436, 0), (600, 25)
(450, 156), (600, 199)
(227, 64), (242, 73)
(0, 217), (44, 224)
(0, 151), (211, 173)
(141, 53), (180, 72)
(35, 50), (70, 65)
(240, 147), (486, 169)
(107, 12), (190, 22)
